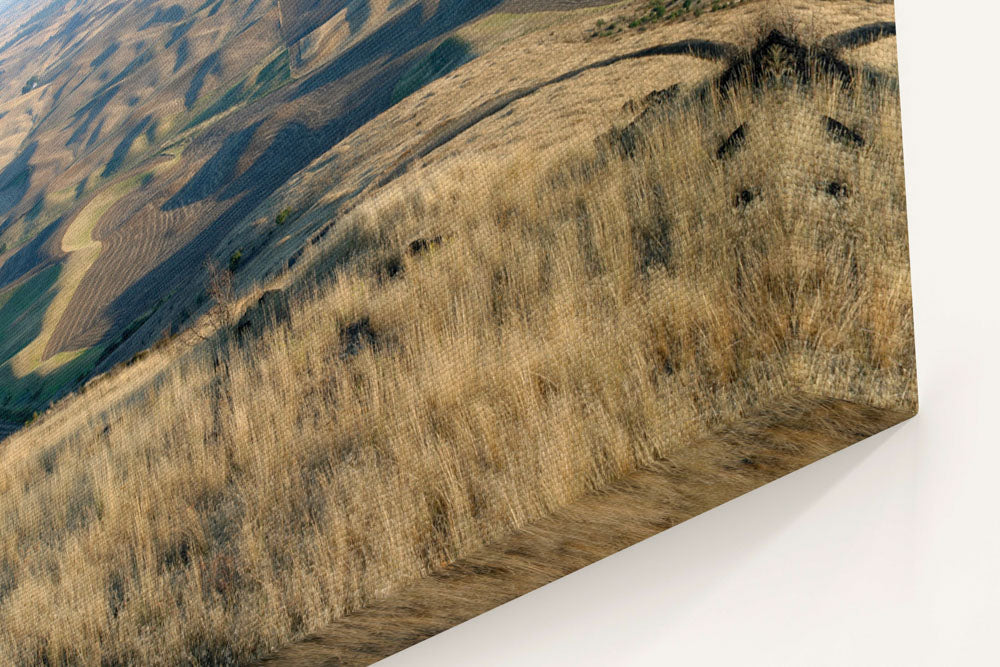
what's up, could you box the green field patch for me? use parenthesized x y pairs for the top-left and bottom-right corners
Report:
(0, 343), (103, 421)
(1, 172), (147, 389)
(255, 50), (291, 92)
(63, 192), (114, 252)
(392, 37), (475, 105)
(0, 153), (184, 410)
(189, 79), (249, 128)
(35, 345), (104, 396)
(102, 115), (157, 178)
(24, 195), (45, 222)
(185, 49), (290, 131)
(0, 264), (61, 365)
(390, 3), (621, 107)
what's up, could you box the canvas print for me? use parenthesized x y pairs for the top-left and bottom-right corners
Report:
(0, 0), (915, 664)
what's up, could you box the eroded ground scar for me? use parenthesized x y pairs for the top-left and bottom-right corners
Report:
(821, 21), (896, 50)
(717, 124), (747, 160)
(823, 116), (865, 148)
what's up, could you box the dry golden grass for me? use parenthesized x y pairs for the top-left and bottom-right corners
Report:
(229, 0), (896, 288)
(0, 7), (913, 666)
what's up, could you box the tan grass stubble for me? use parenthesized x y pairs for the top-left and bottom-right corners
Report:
(0, 53), (910, 664)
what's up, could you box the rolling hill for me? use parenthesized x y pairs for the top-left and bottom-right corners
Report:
(0, 0), (914, 664)
(0, 0), (625, 428)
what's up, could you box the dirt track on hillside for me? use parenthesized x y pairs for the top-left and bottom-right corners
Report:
(377, 37), (735, 186)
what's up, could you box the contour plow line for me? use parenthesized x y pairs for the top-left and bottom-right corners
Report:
(6, 181), (128, 378)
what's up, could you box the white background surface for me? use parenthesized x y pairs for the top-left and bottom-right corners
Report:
(383, 3), (1000, 665)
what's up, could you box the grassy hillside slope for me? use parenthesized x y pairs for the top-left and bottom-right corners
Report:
(0, 2), (912, 664)
(1, 0), (630, 426)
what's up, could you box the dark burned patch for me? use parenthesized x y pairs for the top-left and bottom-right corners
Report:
(107, 572), (126, 619)
(716, 124), (747, 160)
(824, 116), (865, 148)
(601, 85), (681, 156)
(636, 215), (671, 272)
(825, 181), (851, 200)
(716, 30), (853, 96)
(234, 289), (291, 341)
(734, 187), (761, 208)
(0, 557), (15, 606)
(407, 236), (443, 257)
(595, 27), (895, 168)
(622, 84), (680, 114)
(379, 254), (405, 281)
(161, 539), (191, 570)
(601, 124), (642, 158)
(38, 445), (59, 475)
(204, 552), (239, 598)
(340, 317), (378, 359)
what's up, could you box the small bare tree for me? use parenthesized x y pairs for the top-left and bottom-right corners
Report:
(187, 260), (237, 345)
(206, 260), (236, 328)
